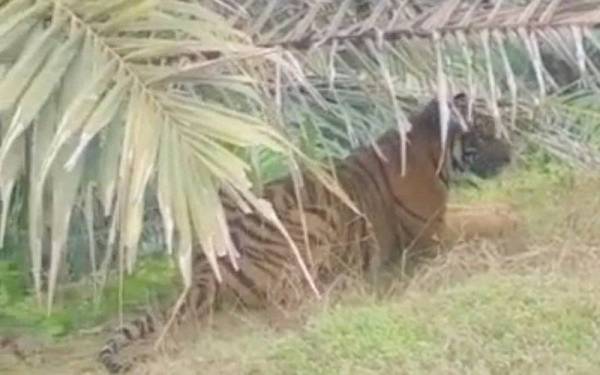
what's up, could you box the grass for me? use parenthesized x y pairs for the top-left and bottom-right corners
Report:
(0, 255), (177, 339)
(270, 274), (600, 375)
(131, 270), (600, 375)
(3, 157), (600, 374)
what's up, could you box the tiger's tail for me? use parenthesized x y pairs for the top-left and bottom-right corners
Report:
(98, 259), (219, 373)
(98, 310), (159, 373)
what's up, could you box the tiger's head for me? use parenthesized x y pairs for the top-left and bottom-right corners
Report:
(457, 116), (512, 179)
(447, 94), (512, 179)
(398, 93), (511, 181)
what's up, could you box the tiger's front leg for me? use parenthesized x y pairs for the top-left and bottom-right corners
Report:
(438, 202), (522, 247)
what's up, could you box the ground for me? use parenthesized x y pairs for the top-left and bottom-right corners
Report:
(2, 164), (600, 375)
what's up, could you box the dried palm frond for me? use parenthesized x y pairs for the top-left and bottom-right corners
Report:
(242, 0), (600, 167)
(0, 0), (343, 311)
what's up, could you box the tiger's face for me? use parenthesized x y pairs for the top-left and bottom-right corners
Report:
(460, 128), (511, 178)
(448, 96), (512, 179)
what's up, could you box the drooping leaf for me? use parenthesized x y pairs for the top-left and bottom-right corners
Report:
(17, 29), (83, 126)
(0, 14), (61, 111)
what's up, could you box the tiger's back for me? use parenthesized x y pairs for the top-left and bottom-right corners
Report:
(98, 94), (511, 373)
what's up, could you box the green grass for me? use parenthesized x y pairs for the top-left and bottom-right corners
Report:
(267, 274), (600, 375)
(0, 255), (178, 338)
(139, 270), (600, 375)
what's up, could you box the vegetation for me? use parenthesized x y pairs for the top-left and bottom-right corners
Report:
(0, 255), (176, 338)
(270, 275), (600, 375)
(3, 154), (600, 374)
(2, 1), (600, 312)
(115, 165), (600, 375)
(0, 145), (577, 338)
(2, 1), (600, 373)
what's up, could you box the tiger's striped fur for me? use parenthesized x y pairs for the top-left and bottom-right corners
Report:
(98, 94), (511, 373)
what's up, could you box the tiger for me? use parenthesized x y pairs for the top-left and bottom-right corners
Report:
(98, 93), (513, 373)
(460, 113), (512, 178)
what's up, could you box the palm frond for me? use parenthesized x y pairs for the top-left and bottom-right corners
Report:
(242, 0), (600, 168)
(0, 0), (321, 310)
